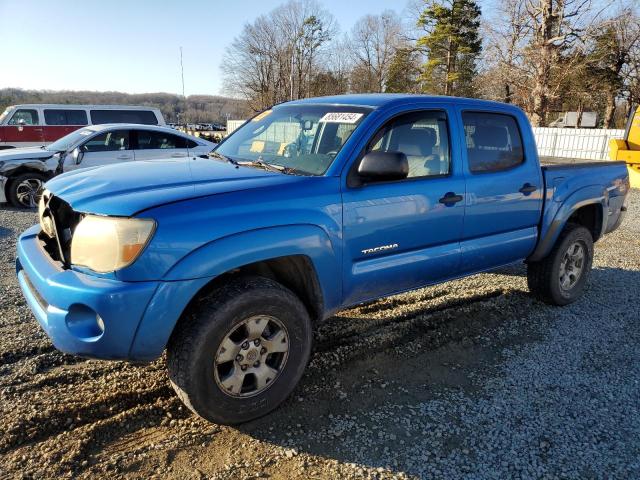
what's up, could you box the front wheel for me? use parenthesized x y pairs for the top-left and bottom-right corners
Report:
(527, 223), (594, 305)
(167, 276), (312, 424)
(7, 172), (47, 208)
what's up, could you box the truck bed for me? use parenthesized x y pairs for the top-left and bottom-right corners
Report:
(539, 156), (614, 166)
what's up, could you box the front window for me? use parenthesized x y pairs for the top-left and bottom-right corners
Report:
(46, 127), (96, 151)
(82, 130), (130, 152)
(215, 105), (372, 175)
(8, 109), (39, 125)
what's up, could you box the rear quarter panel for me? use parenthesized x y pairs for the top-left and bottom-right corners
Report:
(529, 162), (629, 261)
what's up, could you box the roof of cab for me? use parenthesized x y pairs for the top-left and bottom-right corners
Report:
(284, 93), (516, 110)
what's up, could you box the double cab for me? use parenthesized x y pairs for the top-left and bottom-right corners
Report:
(16, 95), (629, 424)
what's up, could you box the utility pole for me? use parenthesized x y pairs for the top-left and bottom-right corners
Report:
(180, 46), (186, 98)
(179, 46), (186, 126)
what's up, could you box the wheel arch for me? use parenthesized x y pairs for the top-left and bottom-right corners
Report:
(529, 186), (606, 262)
(128, 225), (341, 360)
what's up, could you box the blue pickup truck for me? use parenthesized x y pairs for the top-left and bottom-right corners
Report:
(16, 95), (629, 424)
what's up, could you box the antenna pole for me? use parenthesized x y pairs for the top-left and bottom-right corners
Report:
(180, 46), (186, 98)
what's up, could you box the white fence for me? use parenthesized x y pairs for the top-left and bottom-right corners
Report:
(532, 127), (624, 160)
(226, 120), (246, 135)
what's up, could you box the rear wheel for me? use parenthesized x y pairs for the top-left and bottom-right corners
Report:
(167, 276), (312, 424)
(527, 223), (593, 305)
(8, 172), (47, 208)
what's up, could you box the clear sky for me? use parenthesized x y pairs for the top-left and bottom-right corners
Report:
(0, 0), (411, 96)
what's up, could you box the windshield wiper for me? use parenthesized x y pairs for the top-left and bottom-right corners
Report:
(238, 158), (283, 174)
(208, 151), (239, 166)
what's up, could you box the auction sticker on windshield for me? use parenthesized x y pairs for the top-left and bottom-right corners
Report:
(319, 112), (363, 123)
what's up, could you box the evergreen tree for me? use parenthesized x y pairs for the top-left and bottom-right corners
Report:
(386, 48), (421, 93)
(416, 0), (482, 96)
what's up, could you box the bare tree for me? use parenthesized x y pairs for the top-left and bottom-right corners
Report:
(222, 0), (337, 111)
(586, 6), (640, 126)
(524, 0), (596, 126)
(348, 11), (404, 92)
(480, 0), (531, 104)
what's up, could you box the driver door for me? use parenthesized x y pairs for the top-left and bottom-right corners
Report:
(341, 107), (465, 305)
(64, 129), (133, 172)
(5, 108), (44, 147)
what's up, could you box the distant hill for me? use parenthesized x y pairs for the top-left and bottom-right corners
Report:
(0, 88), (250, 123)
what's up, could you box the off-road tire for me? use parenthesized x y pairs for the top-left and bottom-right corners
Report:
(167, 276), (312, 424)
(527, 223), (594, 306)
(7, 172), (47, 208)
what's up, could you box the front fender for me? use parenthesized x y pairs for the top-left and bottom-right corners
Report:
(127, 224), (341, 360)
(0, 158), (57, 176)
(164, 224), (341, 307)
(528, 184), (606, 262)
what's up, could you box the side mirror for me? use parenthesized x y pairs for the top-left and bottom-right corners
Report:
(71, 147), (84, 164)
(357, 151), (409, 183)
(17, 119), (26, 126)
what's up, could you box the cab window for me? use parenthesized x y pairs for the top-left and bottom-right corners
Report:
(366, 110), (451, 178)
(8, 109), (39, 126)
(462, 112), (524, 173)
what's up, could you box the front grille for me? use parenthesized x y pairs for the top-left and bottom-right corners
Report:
(39, 195), (82, 268)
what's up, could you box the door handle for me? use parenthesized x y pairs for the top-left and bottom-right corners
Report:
(116, 154), (132, 160)
(439, 192), (464, 205)
(519, 183), (537, 195)
(171, 152), (187, 158)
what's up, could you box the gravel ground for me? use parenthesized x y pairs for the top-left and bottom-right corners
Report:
(0, 190), (639, 479)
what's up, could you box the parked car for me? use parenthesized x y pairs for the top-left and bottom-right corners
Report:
(16, 95), (629, 424)
(0, 124), (214, 207)
(0, 104), (166, 149)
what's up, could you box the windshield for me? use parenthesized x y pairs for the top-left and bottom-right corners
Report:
(0, 107), (13, 124)
(46, 127), (96, 151)
(214, 104), (372, 175)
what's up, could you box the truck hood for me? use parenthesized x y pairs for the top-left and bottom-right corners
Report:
(0, 147), (56, 162)
(45, 157), (307, 216)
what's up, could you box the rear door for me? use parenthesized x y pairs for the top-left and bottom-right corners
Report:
(132, 129), (190, 160)
(341, 105), (466, 305)
(65, 129), (133, 171)
(3, 108), (44, 147)
(457, 109), (543, 272)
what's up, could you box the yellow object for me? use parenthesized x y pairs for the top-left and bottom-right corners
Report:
(609, 106), (640, 188)
(627, 105), (640, 150)
(250, 140), (265, 153)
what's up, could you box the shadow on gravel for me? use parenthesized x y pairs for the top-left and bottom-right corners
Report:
(232, 267), (640, 477)
(0, 226), (10, 238)
(234, 288), (543, 477)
